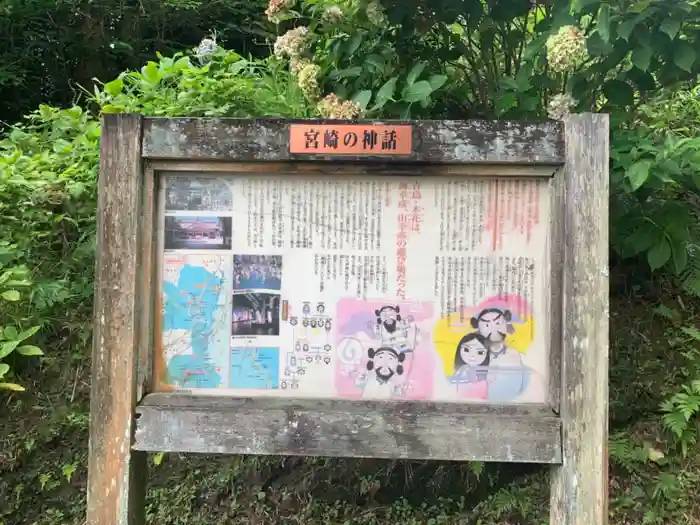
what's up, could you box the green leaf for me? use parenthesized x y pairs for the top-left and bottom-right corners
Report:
(104, 79), (123, 97)
(670, 239), (688, 274)
(587, 33), (614, 56)
(495, 92), (517, 116)
(1, 290), (20, 301)
(648, 239), (671, 271)
(3, 326), (18, 340)
(16, 345), (43, 357)
(603, 80), (635, 107)
(351, 90), (372, 111)
(627, 160), (652, 191)
(364, 54), (385, 72)
(406, 63), (426, 86)
(16, 326), (40, 342)
(623, 224), (660, 257)
(597, 3), (611, 42)
(142, 61), (160, 84)
(372, 77), (397, 110)
(660, 18), (681, 40)
(500, 77), (519, 91)
(681, 326), (700, 341)
(328, 67), (362, 80)
(617, 18), (637, 40)
(0, 340), (20, 359)
(427, 74), (447, 91)
(0, 382), (25, 392)
(0, 363), (9, 378)
(401, 80), (433, 103)
(659, 159), (681, 176)
(674, 41), (696, 72)
(632, 46), (652, 71)
(346, 33), (363, 57)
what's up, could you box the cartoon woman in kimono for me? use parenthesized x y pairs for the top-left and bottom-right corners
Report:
(452, 332), (490, 400)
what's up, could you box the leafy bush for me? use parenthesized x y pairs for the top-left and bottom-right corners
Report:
(0, 0), (270, 125)
(2, 2), (700, 523)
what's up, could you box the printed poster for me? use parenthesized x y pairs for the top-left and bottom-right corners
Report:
(158, 174), (551, 404)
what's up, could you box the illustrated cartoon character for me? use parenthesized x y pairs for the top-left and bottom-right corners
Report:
(354, 346), (406, 399)
(370, 305), (416, 352)
(452, 332), (490, 399)
(470, 308), (527, 402)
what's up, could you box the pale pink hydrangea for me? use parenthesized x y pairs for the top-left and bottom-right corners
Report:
(273, 26), (310, 59)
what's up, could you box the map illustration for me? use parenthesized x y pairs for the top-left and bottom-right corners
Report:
(162, 254), (232, 389)
(230, 346), (280, 389)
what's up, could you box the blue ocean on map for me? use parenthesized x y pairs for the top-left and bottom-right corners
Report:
(163, 264), (224, 388)
(230, 347), (280, 389)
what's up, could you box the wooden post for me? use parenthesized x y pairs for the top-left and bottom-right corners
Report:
(550, 113), (610, 525)
(87, 113), (147, 525)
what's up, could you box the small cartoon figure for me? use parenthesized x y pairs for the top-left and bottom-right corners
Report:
(470, 308), (514, 343)
(470, 307), (527, 402)
(354, 346), (407, 399)
(370, 305), (416, 351)
(453, 333), (490, 381)
(452, 333), (490, 400)
(367, 346), (406, 384)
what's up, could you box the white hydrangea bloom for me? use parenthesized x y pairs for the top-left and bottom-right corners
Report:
(297, 62), (321, 99)
(317, 93), (363, 119)
(322, 6), (345, 24)
(547, 93), (577, 121)
(273, 26), (310, 59)
(545, 25), (588, 73)
(265, 0), (294, 23)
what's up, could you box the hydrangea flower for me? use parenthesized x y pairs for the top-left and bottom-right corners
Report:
(297, 62), (321, 100)
(197, 35), (217, 64)
(547, 93), (577, 121)
(366, 1), (387, 26)
(273, 26), (310, 60)
(322, 6), (345, 24)
(545, 25), (588, 73)
(317, 93), (363, 119)
(265, 0), (294, 23)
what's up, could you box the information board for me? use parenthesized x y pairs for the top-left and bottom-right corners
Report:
(156, 174), (551, 404)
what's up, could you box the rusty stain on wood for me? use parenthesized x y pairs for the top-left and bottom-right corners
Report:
(141, 118), (565, 165)
(549, 113), (610, 525)
(87, 113), (147, 525)
(148, 160), (558, 178)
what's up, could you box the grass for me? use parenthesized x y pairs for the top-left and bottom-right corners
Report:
(1, 262), (700, 525)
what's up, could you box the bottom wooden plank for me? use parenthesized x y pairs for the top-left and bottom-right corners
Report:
(134, 394), (562, 463)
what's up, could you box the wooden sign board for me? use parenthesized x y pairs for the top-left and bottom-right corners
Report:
(89, 116), (610, 525)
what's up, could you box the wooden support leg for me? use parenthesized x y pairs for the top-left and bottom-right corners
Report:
(550, 113), (610, 525)
(87, 113), (148, 525)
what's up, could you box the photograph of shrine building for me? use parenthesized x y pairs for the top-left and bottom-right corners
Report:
(164, 216), (233, 250)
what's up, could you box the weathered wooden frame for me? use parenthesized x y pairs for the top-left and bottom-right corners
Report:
(88, 114), (609, 525)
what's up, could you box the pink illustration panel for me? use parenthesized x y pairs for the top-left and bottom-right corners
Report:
(334, 298), (435, 400)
